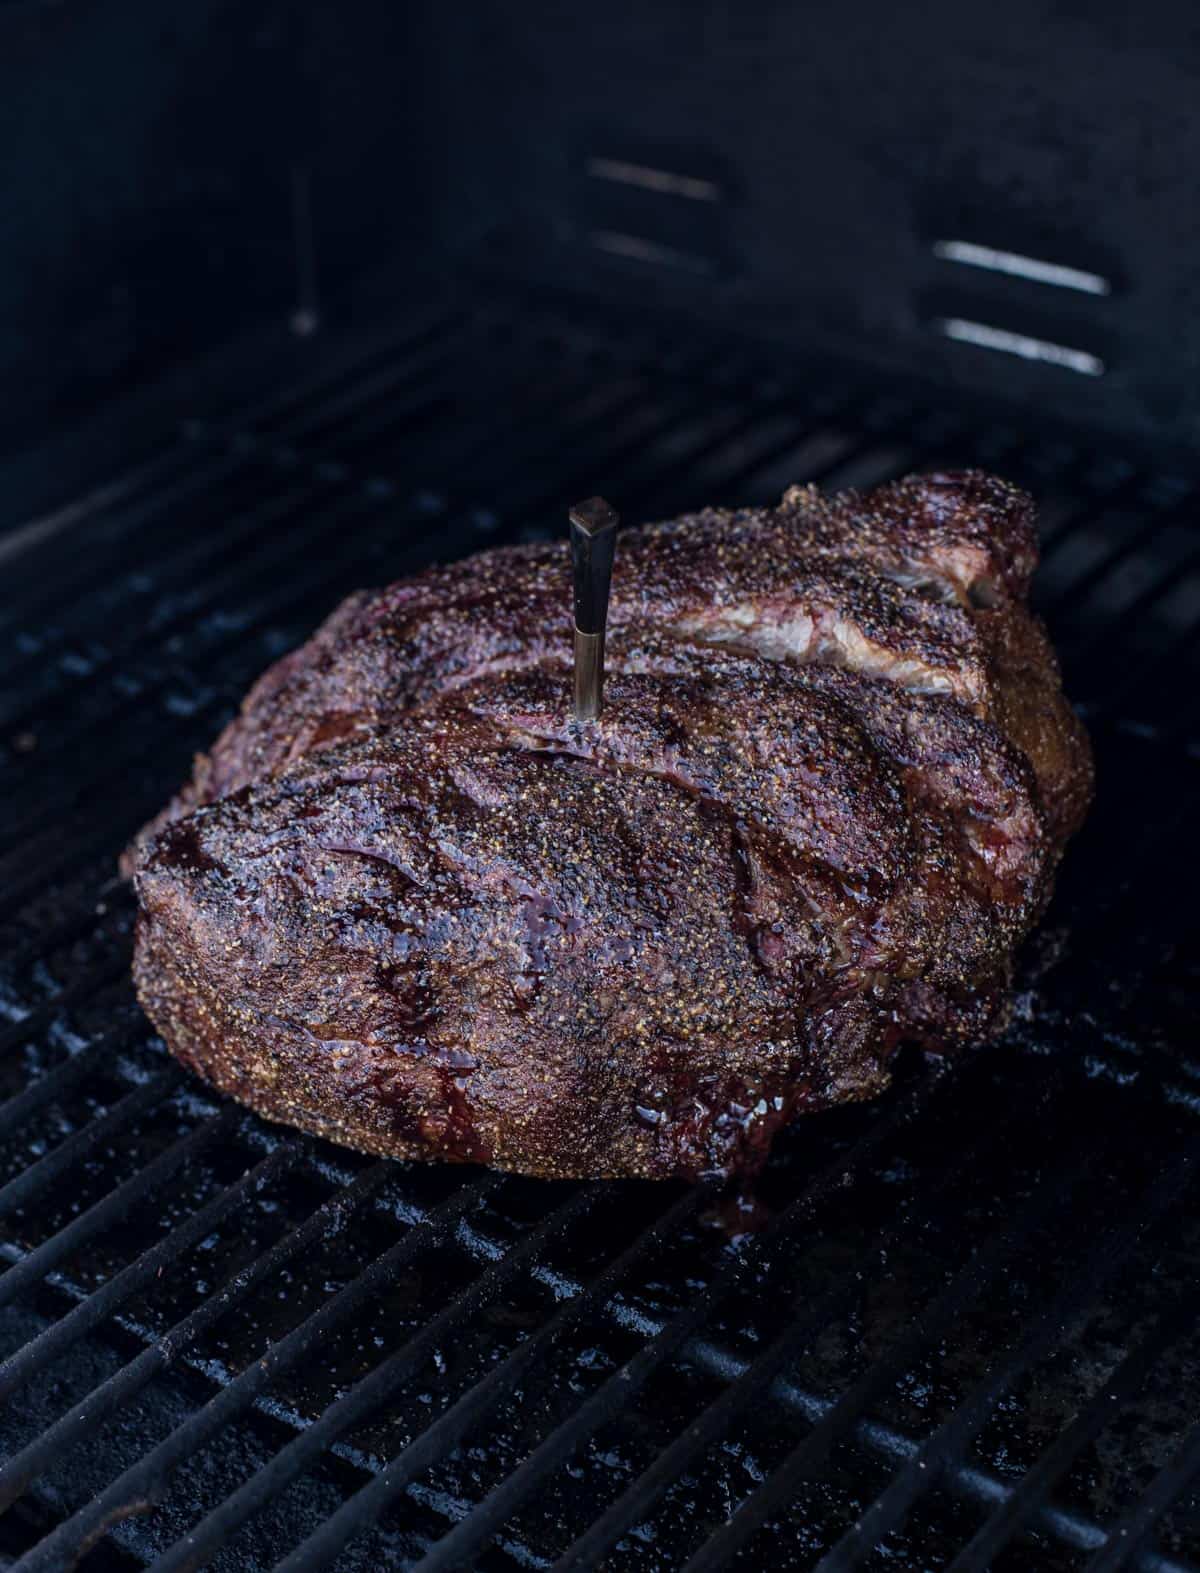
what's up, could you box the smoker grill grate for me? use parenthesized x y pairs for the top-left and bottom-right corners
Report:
(0, 289), (1197, 1572)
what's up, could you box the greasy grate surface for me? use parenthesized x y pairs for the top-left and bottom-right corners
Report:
(0, 292), (1197, 1572)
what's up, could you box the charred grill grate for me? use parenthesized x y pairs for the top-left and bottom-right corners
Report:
(0, 292), (1197, 1571)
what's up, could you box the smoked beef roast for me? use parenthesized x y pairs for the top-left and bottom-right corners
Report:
(125, 471), (1092, 1180)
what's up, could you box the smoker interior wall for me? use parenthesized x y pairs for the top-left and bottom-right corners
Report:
(3, 0), (1200, 470)
(430, 0), (1200, 452)
(0, 0), (435, 464)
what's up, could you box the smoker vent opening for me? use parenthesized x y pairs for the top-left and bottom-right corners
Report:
(924, 226), (1115, 379)
(0, 289), (1197, 1571)
(585, 158), (723, 204)
(932, 239), (1112, 298)
(935, 316), (1107, 377)
(587, 230), (719, 275)
(577, 143), (736, 280)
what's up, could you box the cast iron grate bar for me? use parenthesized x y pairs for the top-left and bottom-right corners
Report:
(1087, 1426), (1200, 1572)
(149, 1184), (702, 1573)
(1, 340), (516, 774)
(0, 298), (467, 609)
(0, 1024), (133, 1138)
(0, 1104), (238, 1322)
(12, 1060), (1185, 1572)
(0, 1143), (295, 1405)
(0, 1072), (179, 1221)
(535, 1120), (1032, 1573)
(0, 1025), (1157, 1573)
(947, 1283), (1200, 1571)
(1037, 483), (1200, 621)
(413, 1078), (1017, 1573)
(0, 1161), (402, 1521)
(452, 1132), (1107, 1573)
(171, 1073), (945, 1573)
(7, 1174), (512, 1571)
(803, 1145), (1200, 1573)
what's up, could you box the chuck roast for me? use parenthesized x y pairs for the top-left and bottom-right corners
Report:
(126, 471), (1092, 1180)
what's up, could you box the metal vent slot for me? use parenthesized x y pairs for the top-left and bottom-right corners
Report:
(577, 144), (734, 278)
(933, 239), (1112, 297)
(923, 220), (1115, 379)
(585, 156), (722, 203)
(936, 316), (1106, 377)
(587, 229), (717, 274)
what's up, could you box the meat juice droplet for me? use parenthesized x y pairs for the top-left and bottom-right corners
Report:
(163, 819), (221, 875)
(367, 1041), (489, 1163)
(430, 1056), (491, 1164)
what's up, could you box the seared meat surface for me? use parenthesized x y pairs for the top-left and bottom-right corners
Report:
(128, 471), (1092, 1180)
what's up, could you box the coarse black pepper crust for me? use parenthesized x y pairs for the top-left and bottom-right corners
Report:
(126, 471), (1092, 1180)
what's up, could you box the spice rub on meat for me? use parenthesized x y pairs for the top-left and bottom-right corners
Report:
(126, 470), (1092, 1180)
